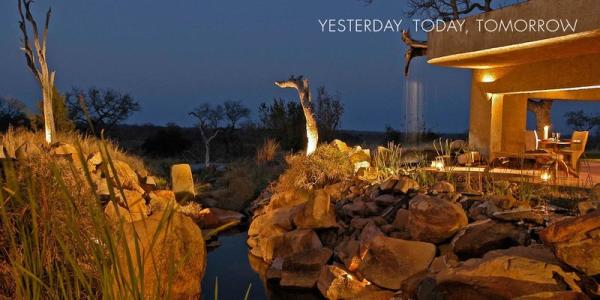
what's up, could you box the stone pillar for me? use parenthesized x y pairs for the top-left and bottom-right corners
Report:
(468, 70), (493, 159)
(501, 95), (527, 154)
(171, 164), (196, 202)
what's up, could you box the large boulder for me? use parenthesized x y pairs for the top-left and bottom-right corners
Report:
(393, 176), (420, 194)
(115, 190), (148, 221)
(540, 211), (600, 276)
(451, 219), (529, 260)
(492, 208), (545, 225)
(279, 248), (333, 288)
(262, 229), (322, 263)
(268, 189), (311, 210)
(513, 291), (590, 300)
(408, 194), (468, 243)
(356, 235), (436, 290)
(115, 212), (206, 299)
(293, 189), (337, 229)
(433, 255), (581, 299)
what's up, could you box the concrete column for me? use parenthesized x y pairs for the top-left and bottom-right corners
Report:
(501, 95), (527, 154)
(468, 70), (493, 158)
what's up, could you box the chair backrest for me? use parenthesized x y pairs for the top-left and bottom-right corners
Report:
(571, 131), (589, 152)
(524, 130), (538, 152)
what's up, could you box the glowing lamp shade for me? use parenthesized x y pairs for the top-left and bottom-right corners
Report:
(431, 158), (445, 171)
(540, 168), (552, 182)
(481, 73), (496, 83)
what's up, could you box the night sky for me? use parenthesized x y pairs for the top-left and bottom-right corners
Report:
(0, 0), (597, 133)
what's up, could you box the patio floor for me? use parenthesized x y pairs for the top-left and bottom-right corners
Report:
(429, 159), (600, 189)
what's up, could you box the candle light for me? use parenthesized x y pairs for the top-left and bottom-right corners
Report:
(543, 125), (550, 140)
(540, 168), (552, 182)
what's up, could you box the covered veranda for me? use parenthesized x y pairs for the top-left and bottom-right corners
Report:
(425, 0), (600, 187)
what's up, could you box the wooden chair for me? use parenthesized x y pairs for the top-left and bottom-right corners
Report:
(560, 131), (589, 171)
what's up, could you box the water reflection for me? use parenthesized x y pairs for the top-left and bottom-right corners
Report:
(201, 232), (323, 300)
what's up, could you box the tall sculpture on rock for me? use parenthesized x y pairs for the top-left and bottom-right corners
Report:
(275, 75), (319, 155)
(18, 0), (56, 144)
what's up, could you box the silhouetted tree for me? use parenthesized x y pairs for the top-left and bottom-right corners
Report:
(315, 86), (344, 142)
(258, 98), (305, 151)
(190, 103), (224, 167)
(0, 97), (30, 131)
(222, 100), (251, 157)
(565, 110), (600, 132)
(142, 124), (192, 157)
(66, 87), (140, 132)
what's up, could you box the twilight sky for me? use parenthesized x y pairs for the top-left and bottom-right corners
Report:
(0, 0), (596, 133)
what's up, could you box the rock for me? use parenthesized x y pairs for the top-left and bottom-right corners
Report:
(195, 207), (244, 229)
(552, 239), (600, 276)
(96, 178), (110, 198)
(590, 184), (600, 202)
(279, 248), (332, 288)
(469, 201), (500, 221)
(108, 160), (141, 191)
(144, 176), (157, 187)
(513, 291), (590, 300)
(364, 201), (380, 216)
(293, 190), (337, 229)
(451, 219), (529, 260)
(317, 264), (382, 300)
(341, 199), (366, 217)
(262, 229), (322, 263)
(486, 194), (518, 210)
(330, 139), (350, 152)
(483, 245), (562, 266)
(269, 189), (311, 210)
(431, 181), (455, 194)
(394, 176), (420, 194)
(116, 212), (206, 299)
(334, 237), (361, 271)
(357, 167), (378, 182)
(373, 194), (397, 207)
(408, 194), (468, 243)
(392, 209), (409, 231)
(357, 235), (436, 290)
(492, 208), (545, 225)
(177, 202), (205, 220)
(379, 178), (398, 192)
(170, 164), (195, 202)
(540, 211), (600, 244)
(105, 201), (136, 224)
(323, 182), (345, 202)
(578, 201), (600, 215)
(434, 255), (581, 299)
(350, 218), (371, 230)
(87, 151), (103, 166)
(51, 142), (78, 156)
(116, 190), (148, 221)
(149, 190), (179, 212)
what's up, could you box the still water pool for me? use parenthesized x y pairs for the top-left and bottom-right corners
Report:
(200, 232), (323, 300)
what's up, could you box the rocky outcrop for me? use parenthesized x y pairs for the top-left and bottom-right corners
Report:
(451, 219), (529, 260)
(540, 211), (600, 276)
(408, 194), (468, 243)
(357, 235), (435, 290)
(433, 255), (581, 299)
(115, 212), (206, 299)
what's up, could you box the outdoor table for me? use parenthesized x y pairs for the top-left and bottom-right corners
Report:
(539, 139), (581, 178)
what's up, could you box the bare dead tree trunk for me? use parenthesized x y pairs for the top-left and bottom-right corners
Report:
(527, 99), (553, 134)
(18, 0), (56, 144)
(199, 127), (219, 167)
(275, 75), (319, 155)
(401, 31), (428, 77)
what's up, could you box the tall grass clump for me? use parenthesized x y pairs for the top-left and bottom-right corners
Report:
(0, 128), (180, 299)
(276, 144), (353, 192)
(256, 139), (279, 165)
(374, 142), (404, 180)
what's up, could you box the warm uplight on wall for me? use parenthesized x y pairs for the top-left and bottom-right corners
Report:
(481, 73), (496, 83)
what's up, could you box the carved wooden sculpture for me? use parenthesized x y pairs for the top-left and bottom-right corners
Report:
(18, 0), (56, 144)
(401, 30), (428, 76)
(275, 75), (319, 155)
